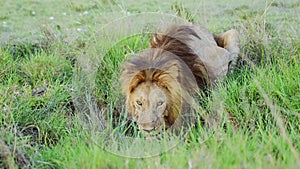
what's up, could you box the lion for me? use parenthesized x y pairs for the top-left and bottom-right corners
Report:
(120, 24), (239, 135)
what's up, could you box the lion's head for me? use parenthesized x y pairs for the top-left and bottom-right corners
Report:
(120, 49), (197, 135)
(129, 80), (168, 133)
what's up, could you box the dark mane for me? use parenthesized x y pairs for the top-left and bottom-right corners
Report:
(120, 49), (198, 94)
(150, 25), (209, 89)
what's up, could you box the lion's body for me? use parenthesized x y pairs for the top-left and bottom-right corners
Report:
(120, 24), (239, 134)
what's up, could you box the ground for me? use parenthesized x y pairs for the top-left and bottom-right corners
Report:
(0, 0), (299, 168)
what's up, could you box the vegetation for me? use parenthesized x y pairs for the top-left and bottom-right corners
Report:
(0, 0), (299, 168)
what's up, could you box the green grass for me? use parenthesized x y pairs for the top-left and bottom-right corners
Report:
(1, 0), (300, 168)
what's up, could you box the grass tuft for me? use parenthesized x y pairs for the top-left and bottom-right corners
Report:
(0, 0), (299, 168)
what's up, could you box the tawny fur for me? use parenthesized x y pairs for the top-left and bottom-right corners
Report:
(120, 24), (239, 132)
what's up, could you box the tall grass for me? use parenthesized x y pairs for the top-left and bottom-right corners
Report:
(0, 0), (299, 168)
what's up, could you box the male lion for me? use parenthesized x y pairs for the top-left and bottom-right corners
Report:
(120, 24), (239, 135)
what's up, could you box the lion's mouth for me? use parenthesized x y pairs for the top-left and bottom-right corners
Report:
(139, 123), (167, 137)
(141, 128), (155, 133)
(137, 118), (170, 137)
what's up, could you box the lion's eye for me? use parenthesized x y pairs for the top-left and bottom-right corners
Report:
(157, 101), (164, 106)
(136, 100), (142, 106)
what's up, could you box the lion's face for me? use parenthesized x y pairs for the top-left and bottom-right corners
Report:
(129, 81), (169, 134)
